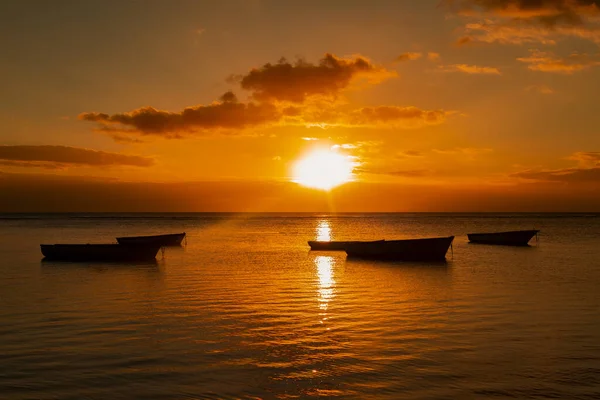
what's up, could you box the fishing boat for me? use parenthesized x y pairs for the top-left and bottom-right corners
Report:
(116, 232), (186, 246)
(40, 243), (162, 262)
(308, 240), (382, 251)
(344, 236), (455, 261)
(467, 230), (539, 246)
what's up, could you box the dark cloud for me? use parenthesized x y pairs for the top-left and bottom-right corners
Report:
(446, 0), (600, 45)
(238, 53), (395, 102)
(0, 160), (66, 170)
(80, 91), (280, 136)
(80, 54), (448, 140)
(0, 145), (153, 167)
(446, 0), (600, 24)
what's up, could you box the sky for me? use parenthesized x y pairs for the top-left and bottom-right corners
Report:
(1, 0), (600, 212)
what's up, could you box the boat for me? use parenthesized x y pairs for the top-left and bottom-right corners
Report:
(467, 230), (539, 246)
(40, 243), (162, 262)
(344, 236), (455, 261)
(308, 240), (382, 251)
(116, 232), (186, 246)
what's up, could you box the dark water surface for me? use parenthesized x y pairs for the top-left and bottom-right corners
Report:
(1, 213), (599, 399)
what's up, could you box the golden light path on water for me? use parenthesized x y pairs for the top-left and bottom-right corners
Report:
(316, 220), (332, 241)
(315, 255), (335, 313)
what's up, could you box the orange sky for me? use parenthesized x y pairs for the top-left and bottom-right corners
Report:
(1, 0), (600, 211)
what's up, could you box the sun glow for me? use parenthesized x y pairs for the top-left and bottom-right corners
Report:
(292, 148), (355, 190)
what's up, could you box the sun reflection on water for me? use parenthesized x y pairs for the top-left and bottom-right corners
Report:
(315, 220), (332, 241)
(315, 255), (335, 311)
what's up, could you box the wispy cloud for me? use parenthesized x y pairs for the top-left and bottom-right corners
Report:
(427, 52), (441, 61)
(526, 84), (555, 94)
(512, 150), (600, 182)
(517, 50), (600, 73)
(395, 52), (423, 62)
(0, 145), (154, 168)
(566, 151), (600, 166)
(439, 64), (502, 74)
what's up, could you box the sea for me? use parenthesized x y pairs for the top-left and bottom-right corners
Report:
(1, 213), (599, 399)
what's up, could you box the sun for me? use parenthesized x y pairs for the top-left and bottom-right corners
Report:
(292, 148), (355, 190)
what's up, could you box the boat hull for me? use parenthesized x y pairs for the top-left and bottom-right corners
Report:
(345, 236), (454, 261)
(40, 244), (162, 262)
(308, 240), (382, 251)
(467, 230), (539, 246)
(116, 232), (186, 246)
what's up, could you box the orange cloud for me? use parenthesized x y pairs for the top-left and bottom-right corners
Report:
(517, 50), (600, 73)
(397, 150), (425, 158)
(0, 145), (153, 167)
(526, 84), (555, 94)
(236, 53), (396, 103)
(439, 64), (502, 74)
(357, 167), (433, 177)
(511, 167), (600, 182)
(395, 52), (423, 62)
(566, 151), (600, 166)
(297, 105), (450, 128)
(428, 52), (441, 61)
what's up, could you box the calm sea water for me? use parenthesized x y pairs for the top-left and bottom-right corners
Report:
(1, 213), (599, 399)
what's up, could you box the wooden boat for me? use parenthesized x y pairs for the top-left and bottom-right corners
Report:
(40, 243), (162, 262)
(116, 232), (186, 246)
(308, 240), (382, 251)
(467, 230), (539, 246)
(344, 236), (455, 261)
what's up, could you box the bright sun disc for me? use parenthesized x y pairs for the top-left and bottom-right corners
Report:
(292, 148), (355, 190)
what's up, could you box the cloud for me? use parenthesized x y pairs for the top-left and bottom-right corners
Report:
(80, 91), (281, 136)
(0, 145), (154, 167)
(526, 84), (555, 94)
(236, 53), (396, 103)
(566, 151), (600, 166)
(517, 49), (600, 73)
(511, 167), (600, 182)
(82, 101), (449, 137)
(356, 167), (433, 177)
(428, 52), (441, 61)
(297, 106), (449, 128)
(445, 0), (600, 45)
(395, 52), (423, 62)
(397, 150), (425, 158)
(457, 20), (560, 45)
(512, 150), (600, 182)
(432, 147), (494, 155)
(0, 160), (66, 170)
(446, 0), (600, 24)
(439, 63), (502, 74)
(80, 53), (449, 140)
